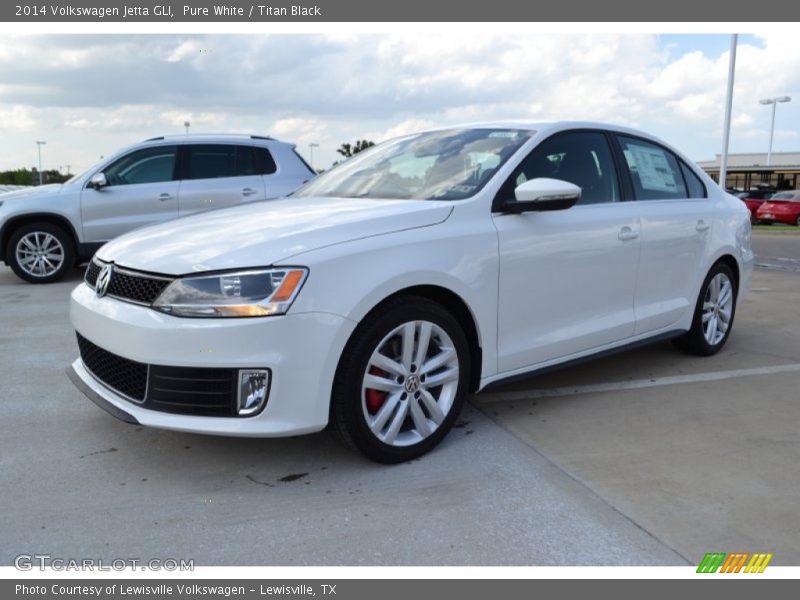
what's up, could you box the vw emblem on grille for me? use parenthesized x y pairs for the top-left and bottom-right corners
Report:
(96, 264), (113, 297)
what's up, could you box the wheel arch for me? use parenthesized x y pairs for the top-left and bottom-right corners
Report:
(712, 253), (740, 291)
(339, 284), (484, 394)
(0, 213), (80, 263)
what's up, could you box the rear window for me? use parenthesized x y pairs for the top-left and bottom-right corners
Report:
(617, 136), (687, 200)
(185, 144), (276, 180)
(771, 192), (800, 200)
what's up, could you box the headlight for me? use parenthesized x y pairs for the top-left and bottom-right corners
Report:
(153, 268), (308, 318)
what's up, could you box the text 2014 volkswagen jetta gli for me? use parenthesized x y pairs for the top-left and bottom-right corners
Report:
(68, 122), (754, 463)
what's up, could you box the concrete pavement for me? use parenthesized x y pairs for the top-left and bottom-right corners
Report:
(1, 230), (798, 565)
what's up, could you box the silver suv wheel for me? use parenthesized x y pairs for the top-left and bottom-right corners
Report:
(15, 231), (66, 278)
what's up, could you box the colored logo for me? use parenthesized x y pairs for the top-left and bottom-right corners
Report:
(697, 552), (773, 573)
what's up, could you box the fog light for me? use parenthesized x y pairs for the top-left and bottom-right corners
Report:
(237, 369), (270, 416)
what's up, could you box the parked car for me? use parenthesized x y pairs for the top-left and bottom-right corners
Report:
(0, 134), (315, 283)
(755, 191), (800, 226)
(735, 189), (774, 223)
(68, 122), (754, 463)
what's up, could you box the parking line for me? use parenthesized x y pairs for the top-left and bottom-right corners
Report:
(478, 363), (800, 403)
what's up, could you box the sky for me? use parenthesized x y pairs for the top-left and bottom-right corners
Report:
(1, 33), (799, 174)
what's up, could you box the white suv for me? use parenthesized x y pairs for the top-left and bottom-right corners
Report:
(68, 122), (754, 463)
(0, 134), (314, 283)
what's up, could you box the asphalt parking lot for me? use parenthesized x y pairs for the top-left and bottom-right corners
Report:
(1, 231), (798, 566)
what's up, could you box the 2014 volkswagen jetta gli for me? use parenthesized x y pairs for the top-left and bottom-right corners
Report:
(68, 122), (754, 463)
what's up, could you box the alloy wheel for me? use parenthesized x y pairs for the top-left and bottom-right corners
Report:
(702, 273), (734, 346)
(15, 231), (65, 278)
(361, 320), (460, 447)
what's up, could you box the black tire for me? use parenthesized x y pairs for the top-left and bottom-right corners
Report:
(330, 296), (471, 463)
(672, 262), (737, 356)
(795, 216), (800, 227)
(6, 222), (76, 283)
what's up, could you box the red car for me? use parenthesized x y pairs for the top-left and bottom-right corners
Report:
(756, 191), (800, 226)
(736, 189), (773, 223)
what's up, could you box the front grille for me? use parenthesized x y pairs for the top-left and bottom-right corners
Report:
(84, 259), (172, 305)
(106, 269), (172, 305)
(85, 260), (101, 287)
(76, 333), (245, 417)
(77, 333), (148, 402)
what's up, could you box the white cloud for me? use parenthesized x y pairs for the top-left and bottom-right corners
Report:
(1, 33), (799, 171)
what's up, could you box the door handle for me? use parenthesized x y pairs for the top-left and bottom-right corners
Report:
(241, 188), (257, 196)
(618, 226), (639, 241)
(158, 193), (174, 202)
(696, 220), (710, 232)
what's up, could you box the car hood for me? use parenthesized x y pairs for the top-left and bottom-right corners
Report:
(97, 196), (454, 274)
(0, 184), (65, 202)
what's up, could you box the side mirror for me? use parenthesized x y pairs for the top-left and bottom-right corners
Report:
(88, 172), (108, 189)
(501, 178), (581, 213)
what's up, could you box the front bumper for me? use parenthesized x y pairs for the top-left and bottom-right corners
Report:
(69, 283), (356, 437)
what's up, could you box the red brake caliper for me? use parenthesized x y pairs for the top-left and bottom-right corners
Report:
(366, 366), (388, 414)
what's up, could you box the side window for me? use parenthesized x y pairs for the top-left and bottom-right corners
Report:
(508, 131), (620, 205)
(185, 145), (277, 179)
(617, 136), (688, 200)
(235, 146), (258, 176)
(103, 146), (177, 186)
(679, 161), (707, 198)
(186, 145), (236, 180)
(252, 147), (277, 175)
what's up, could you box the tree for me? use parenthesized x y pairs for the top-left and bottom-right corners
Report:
(336, 139), (375, 159)
(0, 168), (71, 185)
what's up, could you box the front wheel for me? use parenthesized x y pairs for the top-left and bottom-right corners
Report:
(673, 263), (737, 356)
(6, 222), (75, 283)
(330, 297), (470, 463)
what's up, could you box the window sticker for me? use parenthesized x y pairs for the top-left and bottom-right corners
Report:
(625, 144), (679, 193)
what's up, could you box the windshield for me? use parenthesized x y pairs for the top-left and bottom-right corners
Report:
(294, 128), (532, 201)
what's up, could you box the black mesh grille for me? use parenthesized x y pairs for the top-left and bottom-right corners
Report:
(76, 333), (246, 417)
(106, 269), (172, 305)
(149, 366), (238, 416)
(85, 260), (101, 287)
(77, 333), (148, 402)
(84, 260), (172, 305)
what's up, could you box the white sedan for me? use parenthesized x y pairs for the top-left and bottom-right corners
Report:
(68, 122), (754, 463)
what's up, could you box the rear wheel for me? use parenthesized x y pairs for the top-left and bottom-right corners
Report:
(330, 297), (470, 463)
(673, 262), (737, 356)
(6, 222), (75, 283)
(795, 215), (800, 227)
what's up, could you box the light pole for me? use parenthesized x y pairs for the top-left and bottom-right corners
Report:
(35, 141), (46, 185)
(759, 96), (791, 166)
(719, 34), (737, 191)
(184, 121), (190, 135)
(308, 143), (319, 172)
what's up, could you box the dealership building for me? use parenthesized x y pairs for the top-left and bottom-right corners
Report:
(697, 151), (800, 191)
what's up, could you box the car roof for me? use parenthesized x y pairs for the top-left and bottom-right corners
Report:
(140, 133), (293, 146)
(416, 120), (673, 147)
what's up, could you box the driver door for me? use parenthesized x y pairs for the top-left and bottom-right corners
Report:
(80, 145), (180, 243)
(493, 130), (640, 373)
